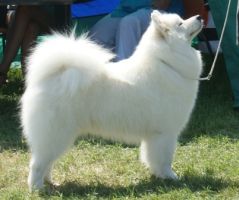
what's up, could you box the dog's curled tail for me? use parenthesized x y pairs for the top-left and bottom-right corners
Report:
(25, 33), (115, 86)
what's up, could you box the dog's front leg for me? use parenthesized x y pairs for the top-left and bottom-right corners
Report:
(140, 133), (178, 180)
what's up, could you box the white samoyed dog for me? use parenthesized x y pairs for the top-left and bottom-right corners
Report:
(21, 11), (203, 191)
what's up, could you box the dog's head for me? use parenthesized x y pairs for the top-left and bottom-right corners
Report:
(151, 10), (203, 43)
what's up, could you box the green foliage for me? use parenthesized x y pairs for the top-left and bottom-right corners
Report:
(0, 55), (238, 199)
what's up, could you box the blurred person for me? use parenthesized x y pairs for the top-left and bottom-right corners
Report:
(0, 6), (55, 86)
(89, 0), (184, 61)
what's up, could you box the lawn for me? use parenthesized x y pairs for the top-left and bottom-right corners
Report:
(0, 54), (238, 200)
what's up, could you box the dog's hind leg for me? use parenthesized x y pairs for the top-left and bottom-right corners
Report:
(28, 156), (53, 191)
(140, 133), (178, 180)
(27, 126), (77, 192)
(44, 163), (54, 184)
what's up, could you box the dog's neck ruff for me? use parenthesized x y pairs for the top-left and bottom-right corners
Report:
(159, 57), (200, 82)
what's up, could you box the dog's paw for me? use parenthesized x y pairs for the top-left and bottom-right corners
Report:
(161, 171), (178, 180)
(154, 168), (178, 180)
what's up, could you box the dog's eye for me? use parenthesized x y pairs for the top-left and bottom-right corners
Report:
(178, 22), (183, 26)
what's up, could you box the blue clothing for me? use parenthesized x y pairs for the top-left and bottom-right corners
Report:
(90, 0), (184, 61)
(71, 0), (120, 18)
(111, 0), (184, 17)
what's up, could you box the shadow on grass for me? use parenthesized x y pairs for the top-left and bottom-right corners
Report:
(42, 173), (238, 198)
(0, 109), (27, 151)
(0, 79), (27, 151)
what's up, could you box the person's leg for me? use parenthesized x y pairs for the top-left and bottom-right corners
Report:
(28, 6), (53, 33)
(209, 0), (239, 109)
(115, 8), (152, 61)
(0, 6), (32, 85)
(21, 22), (40, 75)
(22, 6), (54, 75)
(0, 6), (51, 85)
(89, 14), (121, 50)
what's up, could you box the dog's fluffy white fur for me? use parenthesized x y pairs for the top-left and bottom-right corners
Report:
(21, 11), (203, 191)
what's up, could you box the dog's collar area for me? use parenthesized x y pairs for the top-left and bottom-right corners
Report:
(160, 59), (201, 81)
(193, 75), (211, 81)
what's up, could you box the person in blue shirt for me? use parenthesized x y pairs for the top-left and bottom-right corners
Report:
(90, 0), (184, 61)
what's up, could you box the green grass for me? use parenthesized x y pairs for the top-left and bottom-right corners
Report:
(0, 55), (239, 199)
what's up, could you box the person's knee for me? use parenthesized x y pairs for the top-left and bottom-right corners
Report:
(16, 6), (33, 18)
(120, 15), (140, 29)
(27, 22), (40, 33)
(90, 16), (120, 48)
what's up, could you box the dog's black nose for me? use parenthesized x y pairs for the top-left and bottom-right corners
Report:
(196, 15), (202, 21)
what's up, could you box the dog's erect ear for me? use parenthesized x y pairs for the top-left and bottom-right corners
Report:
(151, 10), (169, 38)
(151, 10), (163, 23)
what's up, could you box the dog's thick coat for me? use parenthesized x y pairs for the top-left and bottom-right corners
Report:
(21, 11), (203, 191)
